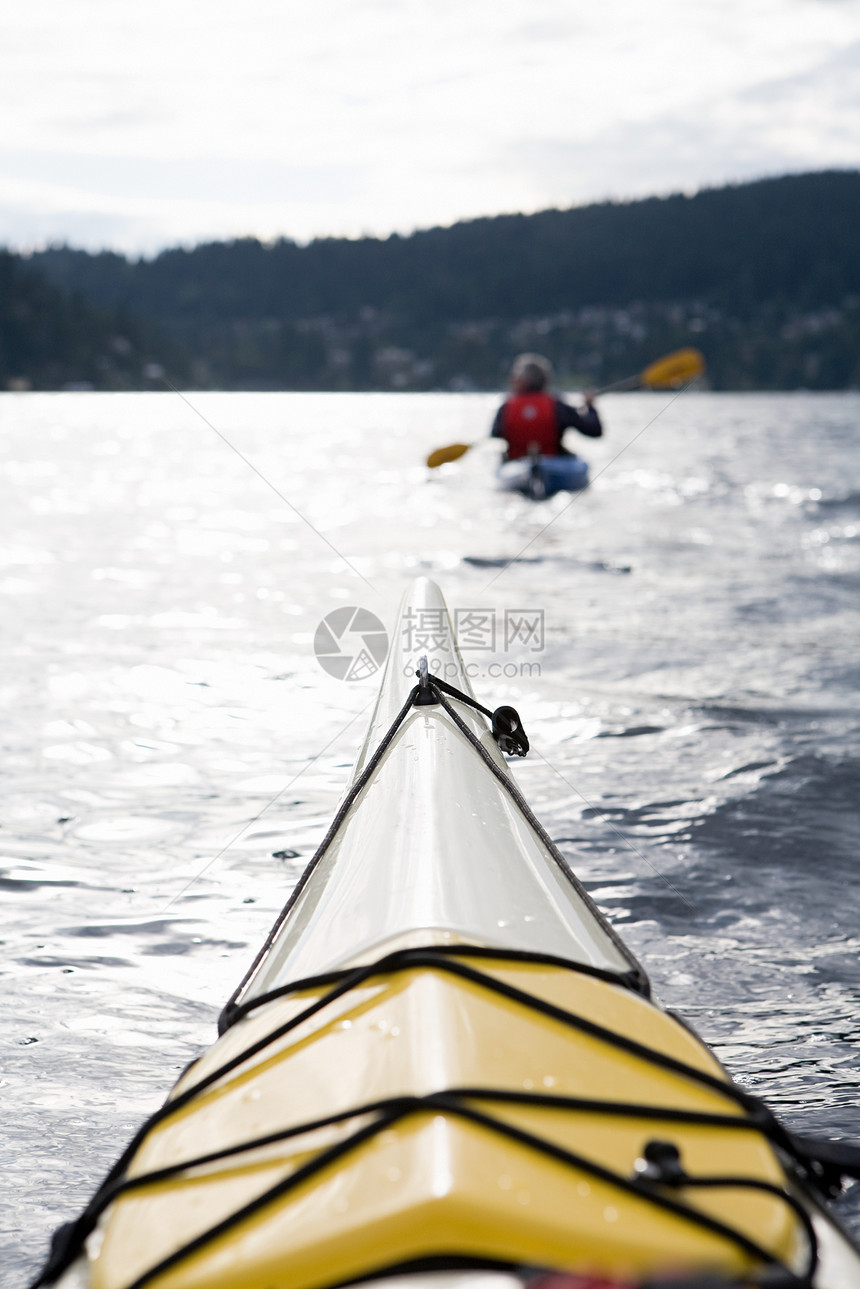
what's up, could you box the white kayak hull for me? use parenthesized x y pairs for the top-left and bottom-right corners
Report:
(236, 578), (636, 1003)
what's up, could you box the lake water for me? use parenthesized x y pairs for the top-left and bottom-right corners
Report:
(2, 389), (859, 1285)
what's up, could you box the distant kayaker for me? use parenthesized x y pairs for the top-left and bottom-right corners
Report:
(491, 353), (602, 460)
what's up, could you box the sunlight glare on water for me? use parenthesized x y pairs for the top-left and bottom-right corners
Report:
(1, 389), (859, 1283)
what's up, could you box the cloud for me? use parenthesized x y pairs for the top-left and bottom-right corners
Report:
(0, 151), (366, 207)
(1, 0), (859, 251)
(504, 38), (860, 210)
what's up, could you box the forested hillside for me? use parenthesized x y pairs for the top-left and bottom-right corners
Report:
(12, 169), (860, 391)
(0, 252), (188, 391)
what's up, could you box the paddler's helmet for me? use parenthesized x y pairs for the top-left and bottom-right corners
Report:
(510, 352), (552, 392)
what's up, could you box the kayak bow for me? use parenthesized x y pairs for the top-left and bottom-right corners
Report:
(41, 579), (860, 1289)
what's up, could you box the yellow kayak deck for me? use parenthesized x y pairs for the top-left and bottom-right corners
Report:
(88, 951), (808, 1289)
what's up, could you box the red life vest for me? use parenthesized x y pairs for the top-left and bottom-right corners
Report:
(501, 393), (559, 460)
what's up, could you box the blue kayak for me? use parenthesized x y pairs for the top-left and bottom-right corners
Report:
(497, 453), (589, 499)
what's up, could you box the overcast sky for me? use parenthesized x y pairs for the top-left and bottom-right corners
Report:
(3, 0), (859, 256)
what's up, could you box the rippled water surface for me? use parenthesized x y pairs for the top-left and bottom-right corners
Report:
(2, 390), (859, 1284)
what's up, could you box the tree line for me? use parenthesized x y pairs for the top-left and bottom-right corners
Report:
(4, 169), (860, 391)
(0, 251), (190, 391)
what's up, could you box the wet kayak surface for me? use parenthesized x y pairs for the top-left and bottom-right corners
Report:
(1, 390), (858, 1286)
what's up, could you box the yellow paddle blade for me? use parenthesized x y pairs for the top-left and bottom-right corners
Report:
(426, 442), (473, 469)
(641, 347), (706, 389)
